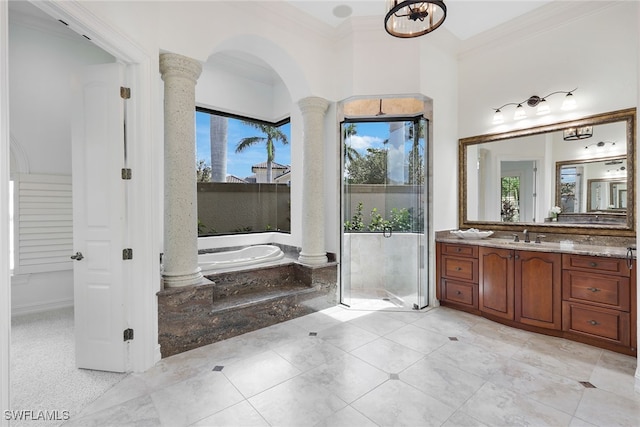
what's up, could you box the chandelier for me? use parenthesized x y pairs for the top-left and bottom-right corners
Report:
(384, 1), (447, 38)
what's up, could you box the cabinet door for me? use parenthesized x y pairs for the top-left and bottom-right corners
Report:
(515, 251), (562, 330)
(479, 247), (514, 320)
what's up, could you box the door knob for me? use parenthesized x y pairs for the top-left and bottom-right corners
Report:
(70, 252), (84, 261)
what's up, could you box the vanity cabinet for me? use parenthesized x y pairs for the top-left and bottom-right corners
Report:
(437, 243), (479, 311)
(562, 254), (633, 348)
(435, 241), (636, 355)
(479, 247), (562, 329)
(479, 247), (514, 320)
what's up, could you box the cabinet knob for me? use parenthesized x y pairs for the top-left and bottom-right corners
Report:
(589, 262), (598, 267)
(456, 247), (461, 252)
(588, 320), (599, 326)
(456, 291), (462, 295)
(586, 287), (600, 292)
(455, 267), (462, 271)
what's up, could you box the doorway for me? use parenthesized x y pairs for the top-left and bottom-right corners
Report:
(341, 117), (428, 311)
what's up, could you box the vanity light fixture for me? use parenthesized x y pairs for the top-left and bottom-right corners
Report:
(384, 1), (447, 38)
(492, 88), (578, 123)
(563, 125), (593, 141)
(584, 140), (615, 150)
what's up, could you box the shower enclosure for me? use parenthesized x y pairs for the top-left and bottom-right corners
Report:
(341, 116), (428, 310)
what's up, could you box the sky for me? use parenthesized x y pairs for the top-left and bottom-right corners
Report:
(195, 114), (421, 179)
(196, 112), (291, 179)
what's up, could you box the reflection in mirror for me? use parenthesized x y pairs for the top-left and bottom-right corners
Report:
(460, 108), (635, 235)
(556, 156), (628, 225)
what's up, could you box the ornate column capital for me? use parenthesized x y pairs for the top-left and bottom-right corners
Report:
(159, 53), (202, 84)
(297, 96), (330, 116)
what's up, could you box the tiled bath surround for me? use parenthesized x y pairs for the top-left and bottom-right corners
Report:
(157, 259), (337, 358)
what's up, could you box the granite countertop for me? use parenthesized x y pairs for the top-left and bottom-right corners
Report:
(436, 234), (635, 259)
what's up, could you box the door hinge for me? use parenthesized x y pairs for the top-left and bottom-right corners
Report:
(121, 168), (132, 180)
(122, 248), (133, 260)
(123, 328), (134, 341)
(120, 86), (131, 99)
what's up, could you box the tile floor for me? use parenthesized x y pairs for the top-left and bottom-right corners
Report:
(67, 306), (639, 426)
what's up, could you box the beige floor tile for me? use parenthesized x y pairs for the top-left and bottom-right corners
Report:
(460, 382), (573, 426)
(221, 349), (301, 398)
(299, 353), (389, 403)
(575, 388), (640, 426)
(248, 376), (347, 427)
(351, 337), (424, 374)
(352, 379), (456, 426)
(150, 370), (244, 426)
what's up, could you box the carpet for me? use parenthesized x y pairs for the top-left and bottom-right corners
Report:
(10, 307), (128, 427)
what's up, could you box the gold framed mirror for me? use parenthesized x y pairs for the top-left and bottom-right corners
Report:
(459, 108), (635, 236)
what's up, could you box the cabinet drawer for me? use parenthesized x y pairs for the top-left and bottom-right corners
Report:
(442, 255), (478, 282)
(562, 254), (630, 277)
(442, 279), (478, 309)
(563, 271), (630, 311)
(562, 302), (630, 346)
(441, 243), (478, 258)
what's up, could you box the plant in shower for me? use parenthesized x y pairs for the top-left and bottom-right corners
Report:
(389, 207), (412, 231)
(344, 201), (365, 231)
(368, 207), (390, 231)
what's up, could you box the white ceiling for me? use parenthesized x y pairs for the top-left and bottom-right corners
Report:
(286, 0), (554, 40)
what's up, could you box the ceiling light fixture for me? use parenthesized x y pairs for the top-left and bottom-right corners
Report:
(384, 1), (447, 38)
(492, 88), (578, 124)
(563, 126), (593, 141)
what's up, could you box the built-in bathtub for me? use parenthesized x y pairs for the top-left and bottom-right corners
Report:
(198, 244), (285, 274)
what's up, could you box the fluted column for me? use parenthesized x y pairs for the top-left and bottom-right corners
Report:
(159, 53), (203, 287)
(297, 96), (330, 265)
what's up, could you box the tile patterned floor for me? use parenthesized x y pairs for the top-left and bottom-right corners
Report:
(66, 306), (639, 426)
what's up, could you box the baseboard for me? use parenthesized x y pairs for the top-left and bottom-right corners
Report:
(11, 298), (73, 317)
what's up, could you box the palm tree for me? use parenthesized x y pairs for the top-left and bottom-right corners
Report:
(343, 123), (361, 163)
(236, 121), (289, 183)
(209, 114), (227, 182)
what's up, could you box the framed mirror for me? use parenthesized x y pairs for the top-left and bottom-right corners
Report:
(459, 108), (635, 236)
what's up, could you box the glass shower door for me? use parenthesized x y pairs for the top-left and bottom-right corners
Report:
(341, 117), (427, 311)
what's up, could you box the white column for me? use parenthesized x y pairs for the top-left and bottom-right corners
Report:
(297, 96), (330, 265)
(159, 53), (203, 287)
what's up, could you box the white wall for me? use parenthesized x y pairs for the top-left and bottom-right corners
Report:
(8, 7), (115, 315)
(459, 2), (638, 138)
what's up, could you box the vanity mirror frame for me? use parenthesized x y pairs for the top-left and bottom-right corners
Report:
(459, 108), (636, 237)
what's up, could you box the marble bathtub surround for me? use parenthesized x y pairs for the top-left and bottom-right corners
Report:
(159, 53), (204, 288)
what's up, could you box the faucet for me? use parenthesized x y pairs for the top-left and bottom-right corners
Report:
(523, 229), (530, 243)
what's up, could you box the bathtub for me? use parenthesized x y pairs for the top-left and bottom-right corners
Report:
(198, 244), (285, 273)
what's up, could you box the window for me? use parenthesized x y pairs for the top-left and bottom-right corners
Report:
(195, 108), (291, 235)
(501, 176), (520, 222)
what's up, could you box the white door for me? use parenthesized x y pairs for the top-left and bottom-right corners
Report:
(71, 63), (128, 372)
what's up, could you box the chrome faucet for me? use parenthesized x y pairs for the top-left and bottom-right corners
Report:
(523, 229), (530, 243)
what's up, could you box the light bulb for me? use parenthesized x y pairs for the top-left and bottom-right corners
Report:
(492, 109), (504, 124)
(513, 104), (526, 120)
(536, 99), (550, 115)
(561, 92), (577, 110)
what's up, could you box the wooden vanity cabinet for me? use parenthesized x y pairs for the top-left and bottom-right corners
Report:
(515, 251), (562, 330)
(479, 247), (514, 320)
(479, 247), (562, 329)
(562, 254), (635, 350)
(436, 240), (636, 355)
(437, 243), (479, 312)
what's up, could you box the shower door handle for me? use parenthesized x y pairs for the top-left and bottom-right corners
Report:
(383, 226), (393, 238)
